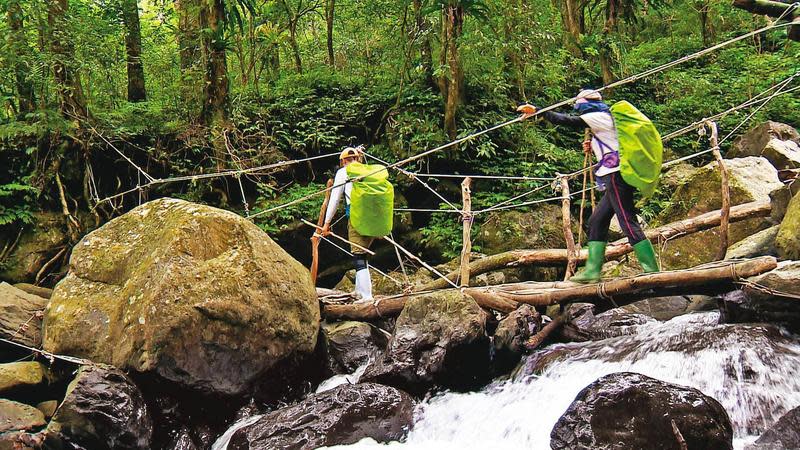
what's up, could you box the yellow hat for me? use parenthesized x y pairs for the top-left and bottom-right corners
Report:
(339, 146), (363, 160)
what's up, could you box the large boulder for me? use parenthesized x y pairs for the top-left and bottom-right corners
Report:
(550, 372), (733, 450)
(228, 383), (414, 450)
(721, 261), (800, 332)
(730, 121), (800, 168)
(619, 296), (692, 321)
(656, 157), (782, 269)
(493, 305), (542, 370)
(0, 212), (67, 284)
(0, 399), (46, 433)
(769, 177), (799, 223)
(0, 282), (46, 348)
(476, 205), (572, 254)
(42, 198), (319, 395)
(45, 365), (152, 450)
(322, 321), (389, 373)
(776, 190), (800, 259)
(0, 362), (49, 397)
(747, 405), (800, 450)
(363, 290), (491, 394)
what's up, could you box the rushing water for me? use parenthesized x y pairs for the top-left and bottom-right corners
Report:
(217, 311), (800, 450)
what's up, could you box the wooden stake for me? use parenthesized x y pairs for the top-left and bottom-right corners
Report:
(310, 179), (333, 284)
(708, 122), (730, 261)
(560, 176), (578, 279)
(460, 177), (473, 287)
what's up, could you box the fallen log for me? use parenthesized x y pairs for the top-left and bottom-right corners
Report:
(525, 315), (565, 351)
(419, 200), (771, 291)
(733, 0), (800, 40)
(475, 257), (777, 307)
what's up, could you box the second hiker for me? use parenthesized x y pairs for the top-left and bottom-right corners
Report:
(320, 146), (394, 302)
(517, 89), (662, 283)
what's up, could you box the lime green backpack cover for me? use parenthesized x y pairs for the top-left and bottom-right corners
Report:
(610, 101), (663, 197)
(346, 162), (394, 237)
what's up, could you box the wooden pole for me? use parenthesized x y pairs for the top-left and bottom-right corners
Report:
(708, 121), (731, 261)
(525, 315), (565, 351)
(560, 176), (578, 279)
(460, 177), (473, 287)
(310, 179), (333, 284)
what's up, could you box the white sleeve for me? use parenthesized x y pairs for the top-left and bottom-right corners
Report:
(324, 168), (348, 224)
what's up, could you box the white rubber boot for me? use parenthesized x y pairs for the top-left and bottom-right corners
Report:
(353, 268), (374, 304)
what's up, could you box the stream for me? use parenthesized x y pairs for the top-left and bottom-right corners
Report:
(218, 311), (800, 449)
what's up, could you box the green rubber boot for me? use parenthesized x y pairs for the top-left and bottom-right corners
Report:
(570, 241), (606, 284)
(633, 239), (660, 273)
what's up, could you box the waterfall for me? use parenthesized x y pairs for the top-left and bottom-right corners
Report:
(325, 311), (800, 450)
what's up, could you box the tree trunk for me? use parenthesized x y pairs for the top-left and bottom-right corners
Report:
(7, 0), (36, 116)
(199, 0), (230, 126)
(412, 0), (436, 89)
(599, 0), (618, 86)
(554, 0), (585, 57)
(325, 0), (335, 67)
(175, 0), (203, 117)
(121, 0), (147, 102)
(442, 4), (464, 141)
(48, 0), (89, 119)
(696, 0), (715, 46)
(289, 22), (303, 73)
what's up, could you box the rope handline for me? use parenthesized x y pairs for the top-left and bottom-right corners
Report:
(0, 337), (94, 366)
(313, 232), (404, 287)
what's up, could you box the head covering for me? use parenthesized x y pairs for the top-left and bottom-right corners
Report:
(339, 146), (363, 161)
(574, 89), (603, 105)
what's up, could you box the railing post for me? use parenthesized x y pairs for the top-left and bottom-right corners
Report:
(560, 176), (578, 280)
(460, 177), (473, 287)
(707, 121), (730, 260)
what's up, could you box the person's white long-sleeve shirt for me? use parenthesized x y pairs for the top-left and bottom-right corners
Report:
(324, 167), (353, 224)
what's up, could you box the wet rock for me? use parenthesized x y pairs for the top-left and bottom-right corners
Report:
(721, 261), (800, 332)
(35, 400), (58, 419)
(776, 190), (800, 259)
(0, 399), (46, 433)
(620, 296), (691, 321)
(493, 305), (542, 370)
(362, 290), (491, 394)
(561, 303), (656, 342)
(0, 212), (67, 284)
(0, 282), (46, 348)
(656, 157), (782, 269)
(725, 225), (779, 259)
(45, 364), (152, 450)
(0, 362), (49, 397)
(550, 372), (733, 450)
(747, 405), (800, 450)
(229, 383), (414, 450)
(322, 321), (389, 373)
(686, 295), (718, 312)
(42, 198), (319, 395)
(167, 427), (199, 450)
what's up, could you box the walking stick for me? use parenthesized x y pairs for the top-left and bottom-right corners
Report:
(310, 179), (334, 284)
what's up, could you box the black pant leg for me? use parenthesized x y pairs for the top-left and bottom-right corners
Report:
(607, 173), (646, 245)
(588, 189), (615, 242)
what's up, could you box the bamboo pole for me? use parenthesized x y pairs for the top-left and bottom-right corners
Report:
(419, 200), (771, 291)
(560, 176), (578, 279)
(460, 177), (473, 287)
(707, 122), (731, 260)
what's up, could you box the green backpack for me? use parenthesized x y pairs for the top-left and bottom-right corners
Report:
(345, 162), (394, 237)
(610, 101), (663, 198)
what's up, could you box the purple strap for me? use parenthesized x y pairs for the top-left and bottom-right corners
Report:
(593, 137), (620, 169)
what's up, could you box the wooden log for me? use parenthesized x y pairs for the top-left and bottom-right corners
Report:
(419, 200), (771, 291)
(464, 289), (518, 313)
(310, 179), (333, 284)
(460, 177), (473, 287)
(708, 122), (730, 260)
(525, 315), (565, 351)
(498, 257), (777, 306)
(560, 176), (578, 279)
(733, 0), (800, 40)
(322, 288), (517, 321)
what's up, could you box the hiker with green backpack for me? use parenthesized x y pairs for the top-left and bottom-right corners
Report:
(517, 89), (662, 283)
(320, 146), (394, 302)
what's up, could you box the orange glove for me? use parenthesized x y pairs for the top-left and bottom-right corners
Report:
(516, 104), (537, 120)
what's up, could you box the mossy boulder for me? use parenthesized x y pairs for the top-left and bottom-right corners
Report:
(725, 225), (779, 259)
(776, 190), (800, 259)
(476, 205), (572, 254)
(0, 362), (49, 397)
(656, 157), (782, 269)
(42, 198), (319, 395)
(0, 212), (67, 284)
(363, 290), (491, 394)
